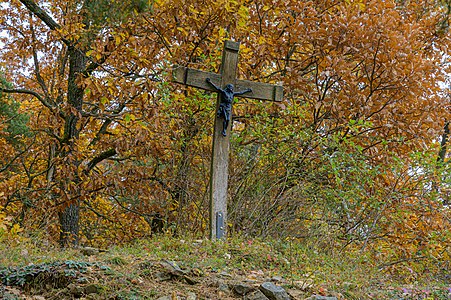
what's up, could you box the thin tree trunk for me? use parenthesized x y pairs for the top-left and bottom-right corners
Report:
(437, 121), (449, 164)
(432, 121), (450, 205)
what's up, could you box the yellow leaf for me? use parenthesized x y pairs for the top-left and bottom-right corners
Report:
(357, 2), (365, 10)
(115, 36), (121, 46)
(11, 223), (22, 235)
(177, 27), (188, 36)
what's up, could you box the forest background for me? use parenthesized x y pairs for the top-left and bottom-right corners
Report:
(1, 0), (451, 283)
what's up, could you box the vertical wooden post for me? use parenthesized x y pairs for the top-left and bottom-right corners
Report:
(209, 41), (240, 239)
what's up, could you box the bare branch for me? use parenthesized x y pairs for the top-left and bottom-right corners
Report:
(85, 148), (117, 173)
(0, 143), (33, 173)
(84, 58), (108, 76)
(19, 0), (71, 47)
(142, 15), (173, 57)
(378, 256), (427, 270)
(88, 101), (127, 147)
(29, 13), (50, 101)
(0, 87), (55, 110)
(19, 0), (60, 30)
(82, 200), (116, 223)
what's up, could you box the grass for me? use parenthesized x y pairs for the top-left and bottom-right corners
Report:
(0, 235), (450, 299)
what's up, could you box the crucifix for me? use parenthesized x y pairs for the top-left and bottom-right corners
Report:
(172, 40), (283, 239)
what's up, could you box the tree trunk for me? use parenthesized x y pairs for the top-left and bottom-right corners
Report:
(437, 121), (449, 164)
(58, 45), (86, 247)
(59, 200), (80, 246)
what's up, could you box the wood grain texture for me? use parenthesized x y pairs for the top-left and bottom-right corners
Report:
(209, 40), (240, 239)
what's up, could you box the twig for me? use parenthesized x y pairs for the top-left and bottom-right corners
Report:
(378, 256), (427, 270)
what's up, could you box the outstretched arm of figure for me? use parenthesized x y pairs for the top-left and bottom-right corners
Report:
(206, 78), (223, 92)
(234, 88), (252, 96)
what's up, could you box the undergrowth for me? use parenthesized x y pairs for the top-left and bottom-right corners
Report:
(1, 234), (450, 299)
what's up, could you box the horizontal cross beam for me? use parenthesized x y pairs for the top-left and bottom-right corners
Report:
(173, 66), (283, 102)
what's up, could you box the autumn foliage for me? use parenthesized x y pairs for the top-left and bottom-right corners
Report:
(1, 0), (451, 273)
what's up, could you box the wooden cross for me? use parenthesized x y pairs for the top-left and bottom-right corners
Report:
(172, 40), (283, 239)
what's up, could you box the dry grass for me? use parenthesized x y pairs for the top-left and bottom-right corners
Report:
(0, 235), (450, 299)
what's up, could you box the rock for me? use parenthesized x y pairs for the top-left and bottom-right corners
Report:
(232, 282), (255, 295)
(155, 272), (172, 281)
(85, 284), (100, 294)
(156, 293), (183, 300)
(157, 261), (197, 284)
(218, 282), (230, 292)
(287, 289), (305, 299)
(68, 283), (84, 297)
(187, 292), (197, 300)
(245, 290), (270, 300)
(305, 296), (338, 300)
(219, 271), (233, 278)
(80, 247), (99, 256)
(271, 276), (283, 282)
(259, 282), (290, 300)
(193, 239), (204, 246)
(161, 260), (188, 276)
(183, 275), (199, 285)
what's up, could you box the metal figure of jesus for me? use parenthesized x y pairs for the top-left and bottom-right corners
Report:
(206, 78), (252, 136)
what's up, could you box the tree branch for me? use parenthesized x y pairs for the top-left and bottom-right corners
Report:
(85, 148), (117, 173)
(88, 101), (127, 147)
(111, 195), (163, 222)
(29, 13), (51, 102)
(0, 143), (33, 173)
(19, 0), (71, 47)
(378, 256), (426, 270)
(84, 57), (108, 77)
(83, 36), (121, 76)
(19, 0), (60, 30)
(88, 119), (112, 146)
(0, 87), (55, 110)
(82, 200), (116, 223)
